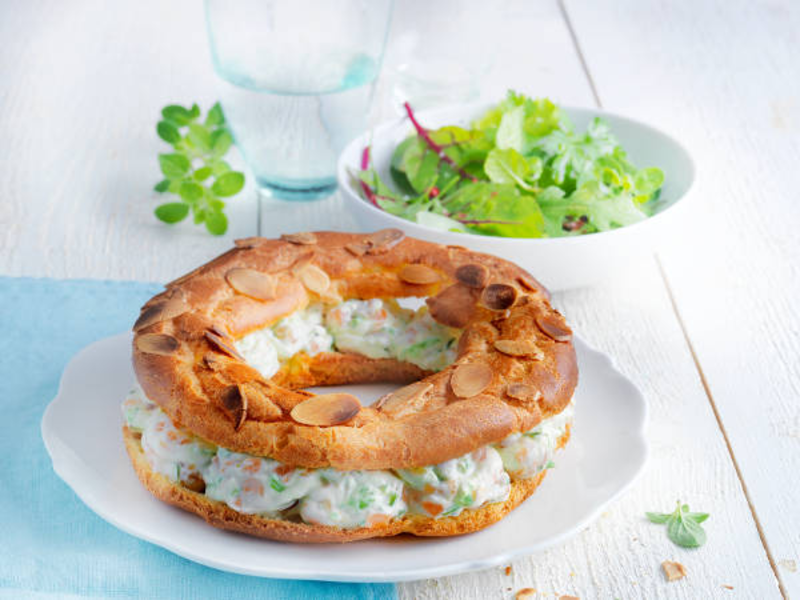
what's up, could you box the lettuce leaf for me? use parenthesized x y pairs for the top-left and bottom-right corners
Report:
(444, 182), (546, 238)
(484, 148), (541, 191)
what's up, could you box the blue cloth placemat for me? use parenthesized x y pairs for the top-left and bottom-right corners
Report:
(0, 277), (396, 600)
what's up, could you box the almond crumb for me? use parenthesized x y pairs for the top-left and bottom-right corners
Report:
(721, 584), (734, 590)
(662, 560), (687, 582)
(779, 559), (797, 573)
(505, 566), (512, 576)
(560, 596), (580, 600)
(515, 588), (536, 599)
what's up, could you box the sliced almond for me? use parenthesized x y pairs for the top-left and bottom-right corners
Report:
(344, 241), (370, 256)
(505, 383), (542, 404)
(450, 363), (493, 398)
(494, 339), (543, 359)
(136, 333), (179, 356)
(662, 560), (687, 582)
(399, 264), (440, 285)
(515, 589), (536, 600)
(536, 312), (572, 342)
(133, 297), (186, 331)
(205, 330), (245, 361)
(220, 384), (247, 430)
(290, 393), (361, 426)
(377, 382), (433, 417)
(239, 383), (283, 422)
(426, 284), (478, 328)
(297, 263), (330, 294)
(234, 237), (266, 248)
(281, 232), (317, 245)
(207, 324), (229, 339)
(365, 228), (404, 254)
(455, 264), (489, 289)
(225, 268), (276, 301)
(517, 274), (542, 293)
(482, 283), (518, 310)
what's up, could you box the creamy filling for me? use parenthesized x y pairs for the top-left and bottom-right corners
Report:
(235, 298), (459, 377)
(204, 448), (319, 515)
(130, 389), (216, 487)
(397, 446), (511, 518)
(123, 387), (572, 529)
(495, 404), (574, 479)
(300, 469), (407, 528)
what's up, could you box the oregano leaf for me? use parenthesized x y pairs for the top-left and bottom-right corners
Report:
(187, 123), (212, 152)
(192, 204), (205, 224)
(162, 105), (193, 125)
(645, 512), (671, 524)
(158, 153), (190, 178)
(211, 129), (233, 157)
(212, 171), (245, 197)
(667, 512), (706, 548)
(205, 210), (228, 235)
(157, 121), (181, 145)
(179, 181), (204, 203)
(210, 159), (231, 176)
(193, 166), (213, 182)
(687, 512), (710, 524)
(647, 501), (709, 549)
(205, 102), (225, 127)
(154, 202), (189, 224)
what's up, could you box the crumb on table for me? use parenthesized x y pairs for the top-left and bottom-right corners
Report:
(662, 560), (687, 582)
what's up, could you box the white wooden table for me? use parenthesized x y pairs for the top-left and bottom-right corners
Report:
(2, 0), (797, 598)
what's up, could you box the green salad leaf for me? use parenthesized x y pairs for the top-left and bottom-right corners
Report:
(444, 182), (545, 238)
(357, 91), (664, 238)
(484, 148), (541, 191)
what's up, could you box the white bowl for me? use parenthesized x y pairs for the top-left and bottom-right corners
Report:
(337, 103), (695, 291)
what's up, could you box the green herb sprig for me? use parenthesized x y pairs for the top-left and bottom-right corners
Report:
(153, 103), (245, 235)
(646, 501), (709, 548)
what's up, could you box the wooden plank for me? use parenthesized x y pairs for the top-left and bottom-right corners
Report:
(563, 0), (799, 595)
(0, 0), (259, 283)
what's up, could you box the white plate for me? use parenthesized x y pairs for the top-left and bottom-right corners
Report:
(337, 102), (695, 291)
(42, 332), (647, 583)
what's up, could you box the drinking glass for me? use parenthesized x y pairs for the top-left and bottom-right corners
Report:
(384, 0), (493, 114)
(204, 0), (394, 200)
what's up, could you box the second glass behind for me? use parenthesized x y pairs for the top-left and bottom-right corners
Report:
(205, 0), (393, 200)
